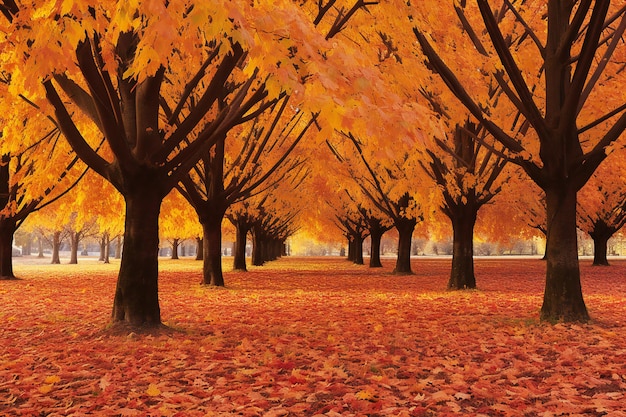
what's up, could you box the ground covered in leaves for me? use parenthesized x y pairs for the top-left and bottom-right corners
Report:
(2, 256), (626, 416)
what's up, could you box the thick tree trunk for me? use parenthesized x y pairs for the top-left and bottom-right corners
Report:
(541, 186), (589, 322)
(353, 235), (364, 265)
(233, 221), (250, 271)
(448, 207), (477, 290)
(591, 233), (611, 266)
(394, 218), (416, 274)
(51, 231), (61, 264)
(69, 232), (79, 264)
(589, 220), (614, 266)
(201, 214), (225, 286)
(369, 228), (385, 268)
(251, 228), (265, 266)
(112, 188), (162, 326)
(0, 218), (17, 279)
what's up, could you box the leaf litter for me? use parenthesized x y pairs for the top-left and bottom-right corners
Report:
(2, 257), (626, 416)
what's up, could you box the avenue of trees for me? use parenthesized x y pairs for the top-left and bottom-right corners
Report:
(2, 0), (626, 327)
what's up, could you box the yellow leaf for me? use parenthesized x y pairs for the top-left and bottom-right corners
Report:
(44, 375), (61, 384)
(373, 323), (384, 332)
(355, 389), (377, 401)
(39, 384), (53, 394)
(146, 383), (161, 397)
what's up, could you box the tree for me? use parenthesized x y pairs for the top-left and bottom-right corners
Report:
(0, 91), (85, 277)
(65, 213), (98, 264)
(159, 189), (200, 260)
(327, 133), (428, 274)
(227, 202), (255, 272)
(578, 153), (626, 266)
(420, 120), (509, 289)
(412, 1), (626, 322)
(2, 1), (353, 326)
(178, 97), (317, 286)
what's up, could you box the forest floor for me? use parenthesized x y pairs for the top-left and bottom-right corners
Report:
(2, 256), (626, 416)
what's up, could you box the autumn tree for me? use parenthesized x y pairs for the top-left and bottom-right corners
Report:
(335, 204), (369, 265)
(578, 153), (626, 266)
(420, 120), (509, 289)
(2, 1), (376, 326)
(159, 188), (200, 259)
(327, 133), (429, 274)
(178, 96), (316, 286)
(226, 201), (255, 272)
(0, 73), (87, 277)
(411, 1), (626, 322)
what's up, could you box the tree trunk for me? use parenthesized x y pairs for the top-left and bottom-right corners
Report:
(233, 221), (250, 271)
(589, 220), (614, 266)
(592, 235), (610, 266)
(38, 235), (44, 258)
(99, 234), (106, 261)
(69, 232), (79, 264)
(393, 218), (416, 274)
(103, 233), (110, 264)
(171, 238), (179, 260)
(251, 227), (265, 266)
(353, 234), (364, 265)
(541, 186), (589, 322)
(201, 214), (225, 286)
(448, 207), (477, 289)
(0, 218), (17, 279)
(369, 228), (385, 268)
(195, 236), (203, 260)
(51, 231), (61, 264)
(112, 188), (162, 326)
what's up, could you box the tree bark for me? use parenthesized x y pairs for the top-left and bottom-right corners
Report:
(0, 218), (17, 279)
(541, 185), (590, 322)
(233, 220), (250, 271)
(69, 231), (80, 264)
(99, 233), (106, 261)
(103, 233), (110, 264)
(51, 231), (61, 264)
(592, 234), (610, 266)
(195, 236), (203, 260)
(448, 206), (477, 289)
(589, 220), (614, 266)
(112, 184), (162, 326)
(251, 226), (265, 266)
(393, 217), (416, 274)
(170, 238), (179, 260)
(200, 213), (225, 286)
(353, 234), (364, 265)
(368, 223), (387, 268)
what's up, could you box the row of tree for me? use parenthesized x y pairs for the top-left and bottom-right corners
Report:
(2, 1), (626, 326)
